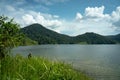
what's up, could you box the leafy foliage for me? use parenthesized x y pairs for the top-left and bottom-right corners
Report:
(0, 16), (23, 58)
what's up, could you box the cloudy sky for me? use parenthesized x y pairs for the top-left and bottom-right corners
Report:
(0, 0), (120, 36)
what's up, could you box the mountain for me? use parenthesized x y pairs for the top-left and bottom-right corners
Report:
(21, 23), (71, 44)
(21, 23), (119, 44)
(107, 34), (120, 43)
(21, 37), (38, 45)
(113, 34), (120, 43)
(74, 32), (116, 44)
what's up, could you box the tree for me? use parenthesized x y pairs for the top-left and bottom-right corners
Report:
(0, 15), (23, 58)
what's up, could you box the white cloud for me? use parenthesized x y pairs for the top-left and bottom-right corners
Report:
(53, 15), (59, 18)
(20, 11), (63, 33)
(110, 6), (120, 31)
(33, 13), (62, 27)
(76, 13), (83, 21)
(1, 5), (62, 33)
(1, 5), (120, 36)
(72, 6), (120, 36)
(111, 6), (120, 22)
(85, 6), (105, 18)
(22, 14), (36, 25)
(6, 5), (16, 11)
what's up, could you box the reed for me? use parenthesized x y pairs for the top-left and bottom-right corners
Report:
(0, 55), (92, 80)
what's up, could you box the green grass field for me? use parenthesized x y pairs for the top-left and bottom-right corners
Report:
(0, 55), (92, 80)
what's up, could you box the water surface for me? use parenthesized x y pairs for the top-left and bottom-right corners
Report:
(12, 45), (120, 80)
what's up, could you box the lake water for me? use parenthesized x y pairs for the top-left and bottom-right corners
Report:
(12, 45), (120, 80)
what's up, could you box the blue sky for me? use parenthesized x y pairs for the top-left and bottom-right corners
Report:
(0, 0), (120, 36)
(48, 0), (120, 19)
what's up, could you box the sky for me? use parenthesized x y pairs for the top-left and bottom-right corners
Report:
(0, 0), (120, 36)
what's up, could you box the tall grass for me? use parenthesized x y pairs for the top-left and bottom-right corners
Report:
(0, 55), (92, 80)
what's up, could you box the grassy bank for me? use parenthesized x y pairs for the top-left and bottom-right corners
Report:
(0, 55), (92, 80)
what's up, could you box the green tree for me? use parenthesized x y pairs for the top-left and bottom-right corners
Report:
(0, 15), (23, 58)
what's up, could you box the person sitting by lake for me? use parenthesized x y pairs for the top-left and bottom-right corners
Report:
(28, 53), (32, 59)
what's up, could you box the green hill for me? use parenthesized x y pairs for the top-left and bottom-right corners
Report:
(21, 23), (119, 44)
(113, 34), (120, 43)
(21, 36), (38, 45)
(75, 32), (116, 44)
(107, 34), (120, 43)
(21, 23), (71, 44)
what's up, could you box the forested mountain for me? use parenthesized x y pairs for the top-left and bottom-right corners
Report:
(113, 34), (120, 43)
(21, 37), (38, 45)
(21, 23), (71, 44)
(107, 34), (120, 43)
(74, 32), (116, 44)
(21, 23), (120, 44)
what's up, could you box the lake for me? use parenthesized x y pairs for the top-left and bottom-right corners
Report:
(12, 45), (120, 80)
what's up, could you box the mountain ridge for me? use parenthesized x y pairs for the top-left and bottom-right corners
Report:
(21, 23), (120, 44)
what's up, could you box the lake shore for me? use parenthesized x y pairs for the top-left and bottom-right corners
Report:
(12, 44), (120, 80)
(0, 55), (92, 80)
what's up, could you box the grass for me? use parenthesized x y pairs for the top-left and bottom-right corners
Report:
(0, 55), (92, 80)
